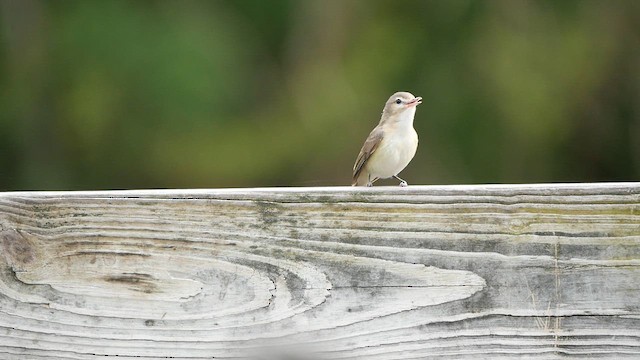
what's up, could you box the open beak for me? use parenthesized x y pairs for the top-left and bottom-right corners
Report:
(406, 96), (422, 107)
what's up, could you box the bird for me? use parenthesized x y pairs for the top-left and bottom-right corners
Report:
(352, 91), (422, 187)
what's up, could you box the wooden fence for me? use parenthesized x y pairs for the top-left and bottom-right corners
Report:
(1, 183), (639, 359)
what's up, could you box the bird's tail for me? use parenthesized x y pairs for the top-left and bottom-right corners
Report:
(352, 172), (368, 186)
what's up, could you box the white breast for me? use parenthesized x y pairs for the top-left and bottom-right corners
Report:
(366, 126), (418, 180)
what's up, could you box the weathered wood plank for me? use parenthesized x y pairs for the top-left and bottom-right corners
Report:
(0, 183), (639, 359)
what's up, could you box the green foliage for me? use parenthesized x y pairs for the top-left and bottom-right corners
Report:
(1, 0), (638, 190)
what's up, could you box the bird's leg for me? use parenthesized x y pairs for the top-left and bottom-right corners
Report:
(366, 175), (380, 187)
(393, 175), (408, 187)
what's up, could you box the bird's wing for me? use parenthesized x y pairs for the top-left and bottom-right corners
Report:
(352, 126), (384, 183)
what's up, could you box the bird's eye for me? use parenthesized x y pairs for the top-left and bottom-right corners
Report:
(395, 99), (402, 104)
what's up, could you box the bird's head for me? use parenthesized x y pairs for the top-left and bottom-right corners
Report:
(382, 91), (422, 122)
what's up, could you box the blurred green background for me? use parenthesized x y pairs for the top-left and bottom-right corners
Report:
(1, 0), (638, 190)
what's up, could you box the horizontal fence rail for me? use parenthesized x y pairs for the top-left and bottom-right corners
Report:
(1, 183), (639, 359)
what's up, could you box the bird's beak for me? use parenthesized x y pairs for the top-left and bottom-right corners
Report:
(406, 96), (422, 107)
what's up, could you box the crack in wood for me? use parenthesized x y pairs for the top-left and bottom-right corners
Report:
(103, 273), (160, 294)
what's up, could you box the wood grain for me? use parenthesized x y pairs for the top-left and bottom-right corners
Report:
(0, 183), (639, 359)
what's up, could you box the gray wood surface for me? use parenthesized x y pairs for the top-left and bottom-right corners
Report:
(1, 183), (639, 359)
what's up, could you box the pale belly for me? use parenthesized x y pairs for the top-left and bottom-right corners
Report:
(366, 129), (418, 179)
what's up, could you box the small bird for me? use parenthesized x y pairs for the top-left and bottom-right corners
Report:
(352, 91), (422, 187)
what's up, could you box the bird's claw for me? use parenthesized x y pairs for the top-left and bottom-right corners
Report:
(399, 181), (408, 187)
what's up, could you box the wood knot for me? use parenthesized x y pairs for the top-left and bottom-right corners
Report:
(1, 229), (38, 271)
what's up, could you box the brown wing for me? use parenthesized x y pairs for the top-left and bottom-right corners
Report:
(352, 126), (384, 184)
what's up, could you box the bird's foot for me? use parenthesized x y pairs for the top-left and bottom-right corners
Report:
(366, 182), (373, 187)
(393, 175), (408, 187)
